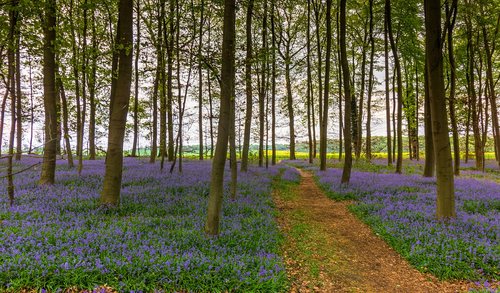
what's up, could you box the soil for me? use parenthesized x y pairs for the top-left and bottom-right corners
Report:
(275, 169), (479, 293)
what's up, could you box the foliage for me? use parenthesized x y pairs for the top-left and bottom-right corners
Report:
(0, 157), (296, 292)
(312, 163), (499, 281)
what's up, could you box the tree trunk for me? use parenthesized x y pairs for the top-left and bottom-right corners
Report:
(285, 58), (296, 160)
(258, 0), (267, 168)
(132, 0), (140, 157)
(198, 0), (205, 160)
(15, 12), (22, 161)
(205, 0), (236, 236)
(208, 67), (214, 159)
(271, 0), (277, 165)
(78, 0), (88, 175)
(365, 0), (374, 161)
(313, 1), (323, 149)
(320, 0), (332, 171)
(423, 62), (434, 177)
(70, 0), (82, 159)
(340, 0), (352, 184)
(385, 0), (403, 174)
(480, 11), (500, 168)
(157, 0), (168, 170)
(356, 24), (368, 160)
(446, 0), (460, 175)
(28, 54), (34, 154)
(241, 0), (254, 172)
(306, 0), (313, 164)
(167, 0), (175, 162)
(424, 0), (455, 218)
(100, 0), (134, 206)
(40, 0), (58, 185)
(384, 9), (392, 166)
(150, 2), (163, 164)
(7, 0), (18, 204)
(465, 13), (483, 170)
(89, 6), (97, 160)
(0, 81), (8, 157)
(57, 71), (74, 168)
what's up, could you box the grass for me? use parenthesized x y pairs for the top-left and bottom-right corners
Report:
(0, 158), (290, 292)
(273, 177), (340, 290)
(310, 163), (499, 283)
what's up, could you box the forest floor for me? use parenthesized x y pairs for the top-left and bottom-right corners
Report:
(274, 169), (476, 293)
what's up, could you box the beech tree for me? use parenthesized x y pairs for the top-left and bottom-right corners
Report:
(424, 0), (455, 218)
(39, 0), (58, 185)
(205, 0), (235, 236)
(100, 0), (133, 206)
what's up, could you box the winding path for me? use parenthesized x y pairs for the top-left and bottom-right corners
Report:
(276, 169), (473, 293)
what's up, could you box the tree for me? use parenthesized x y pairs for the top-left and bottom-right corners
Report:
(340, 0), (352, 184)
(385, 0), (403, 174)
(39, 0), (58, 185)
(241, 0), (254, 172)
(319, 0), (331, 171)
(365, 0), (375, 160)
(131, 0), (141, 157)
(205, 0), (236, 236)
(445, 0), (460, 175)
(424, 0), (455, 218)
(100, 0), (134, 206)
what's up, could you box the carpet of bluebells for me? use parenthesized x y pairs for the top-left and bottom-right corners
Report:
(0, 157), (298, 292)
(300, 159), (499, 283)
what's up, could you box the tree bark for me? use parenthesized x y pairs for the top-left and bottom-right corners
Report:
(167, 0), (175, 162)
(241, 0), (254, 172)
(15, 10), (22, 161)
(465, 10), (483, 170)
(258, 0), (268, 168)
(89, 6), (97, 160)
(480, 10), (500, 168)
(100, 0), (134, 206)
(320, 0), (332, 171)
(40, 0), (58, 185)
(340, 0), (352, 184)
(0, 80), (8, 157)
(7, 0), (18, 204)
(385, 0), (403, 174)
(198, 0), (205, 160)
(423, 62), (434, 177)
(57, 70), (74, 168)
(384, 7), (392, 166)
(365, 0), (374, 161)
(78, 0), (88, 175)
(424, 0), (455, 218)
(306, 0), (313, 164)
(205, 0), (236, 236)
(446, 0), (460, 175)
(271, 0), (277, 165)
(132, 0), (140, 157)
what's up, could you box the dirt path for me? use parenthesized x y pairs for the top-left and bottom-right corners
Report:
(275, 169), (473, 293)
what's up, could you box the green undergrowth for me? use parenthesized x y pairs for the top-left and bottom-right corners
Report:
(272, 176), (337, 289)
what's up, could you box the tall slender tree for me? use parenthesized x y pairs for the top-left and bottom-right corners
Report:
(40, 0), (58, 185)
(320, 0), (332, 171)
(385, 0), (403, 174)
(445, 0), (460, 175)
(100, 0), (134, 206)
(205, 0), (236, 236)
(384, 6), (392, 167)
(365, 0), (375, 161)
(424, 0), (455, 218)
(198, 0), (205, 160)
(340, 0), (352, 184)
(241, 0), (254, 172)
(132, 0), (141, 157)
